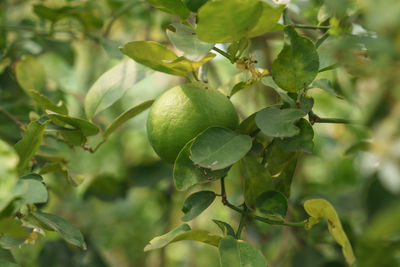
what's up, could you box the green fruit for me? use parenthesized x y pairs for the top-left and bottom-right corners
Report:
(147, 83), (239, 163)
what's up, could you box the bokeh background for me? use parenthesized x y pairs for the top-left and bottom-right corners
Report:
(1, 0), (399, 266)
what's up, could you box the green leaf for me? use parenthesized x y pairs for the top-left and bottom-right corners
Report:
(0, 259), (20, 267)
(15, 55), (46, 94)
(247, 2), (285, 38)
(174, 139), (228, 191)
(20, 173), (43, 181)
(15, 119), (49, 173)
(261, 76), (297, 108)
(120, 41), (215, 76)
(255, 108), (306, 138)
(218, 236), (267, 267)
(230, 82), (249, 97)
(311, 79), (343, 99)
(196, 0), (262, 43)
(0, 218), (28, 238)
(166, 23), (214, 62)
(85, 60), (141, 120)
(212, 220), (235, 237)
(190, 127), (252, 170)
(39, 162), (84, 186)
(183, 0), (209, 12)
(304, 199), (355, 266)
(33, 4), (103, 30)
(144, 224), (191, 251)
(299, 96), (314, 114)
(145, 0), (190, 19)
(265, 143), (298, 197)
(104, 100), (154, 139)
(59, 130), (85, 147)
(32, 212), (87, 250)
(144, 224), (221, 251)
(0, 247), (19, 266)
(276, 119), (314, 153)
(181, 191), (216, 222)
(14, 179), (48, 205)
(236, 112), (258, 135)
(272, 26), (319, 92)
(0, 140), (19, 212)
(255, 190), (288, 220)
(48, 114), (99, 136)
(29, 90), (68, 115)
(239, 156), (273, 207)
(168, 229), (221, 247)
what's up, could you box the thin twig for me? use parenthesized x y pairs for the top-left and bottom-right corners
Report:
(0, 107), (25, 131)
(236, 205), (247, 239)
(293, 24), (330, 30)
(308, 110), (353, 125)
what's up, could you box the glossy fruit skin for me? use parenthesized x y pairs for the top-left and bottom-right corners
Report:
(147, 83), (239, 163)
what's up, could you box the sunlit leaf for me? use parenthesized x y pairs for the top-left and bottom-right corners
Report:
(144, 224), (221, 251)
(304, 199), (355, 266)
(181, 191), (216, 221)
(190, 127), (252, 170)
(15, 119), (50, 173)
(255, 108), (306, 138)
(166, 23), (214, 61)
(196, 0), (262, 43)
(144, 224), (191, 251)
(272, 26), (319, 92)
(120, 41), (215, 76)
(174, 140), (228, 191)
(247, 2), (285, 38)
(85, 60), (141, 120)
(218, 236), (267, 267)
(33, 212), (87, 250)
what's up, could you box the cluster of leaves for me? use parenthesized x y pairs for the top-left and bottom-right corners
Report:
(115, 0), (356, 266)
(1, 0), (400, 266)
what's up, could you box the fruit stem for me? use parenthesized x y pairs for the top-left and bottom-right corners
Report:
(308, 110), (353, 125)
(293, 24), (330, 30)
(212, 47), (232, 61)
(236, 205), (247, 239)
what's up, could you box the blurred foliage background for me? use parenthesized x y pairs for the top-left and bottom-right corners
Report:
(0, 0), (399, 266)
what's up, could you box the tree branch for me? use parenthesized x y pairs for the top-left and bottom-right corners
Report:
(219, 178), (305, 228)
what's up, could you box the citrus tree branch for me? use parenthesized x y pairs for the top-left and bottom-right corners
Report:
(308, 110), (353, 125)
(219, 178), (305, 228)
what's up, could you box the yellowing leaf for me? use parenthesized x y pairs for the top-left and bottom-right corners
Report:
(304, 199), (355, 266)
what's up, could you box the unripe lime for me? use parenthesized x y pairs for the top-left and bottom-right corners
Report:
(147, 83), (239, 163)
